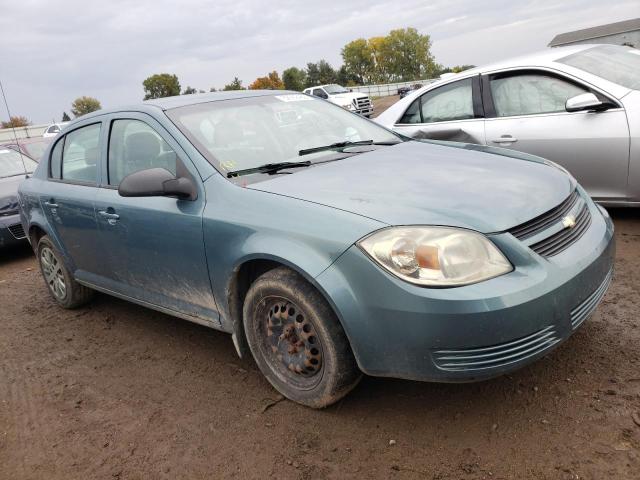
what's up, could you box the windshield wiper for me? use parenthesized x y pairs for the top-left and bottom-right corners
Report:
(227, 161), (312, 178)
(298, 139), (403, 156)
(299, 140), (374, 156)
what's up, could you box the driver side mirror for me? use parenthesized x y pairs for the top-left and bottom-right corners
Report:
(118, 167), (197, 201)
(565, 93), (606, 113)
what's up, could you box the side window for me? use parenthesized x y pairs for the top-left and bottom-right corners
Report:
(489, 73), (588, 117)
(108, 119), (178, 186)
(61, 123), (101, 183)
(399, 78), (474, 124)
(49, 138), (63, 179)
(312, 88), (328, 99)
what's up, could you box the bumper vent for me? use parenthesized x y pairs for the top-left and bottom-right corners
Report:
(509, 190), (579, 240)
(433, 325), (560, 372)
(8, 223), (26, 240)
(529, 203), (591, 257)
(571, 268), (613, 330)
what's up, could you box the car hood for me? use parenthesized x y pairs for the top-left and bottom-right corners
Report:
(0, 175), (23, 215)
(249, 141), (573, 233)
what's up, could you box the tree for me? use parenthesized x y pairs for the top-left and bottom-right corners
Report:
(209, 87), (218, 92)
(282, 67), (307, 91)
(71, 96), (101, 117)
(438, 64), (476, 75)
(222, 77), (245, 91)
(248, 71), (285, 90)
(379, 28), (438, 81)
(182, 86), (197, 95)
(305, 62), (321, 87)
(142, 73), (181, 100)
(317, 60), (337, 84)
(1, 116), (30, 128)
(337, 65), (358, 87)
(61, 112), (71, 122)
(341, 38), (375, 84)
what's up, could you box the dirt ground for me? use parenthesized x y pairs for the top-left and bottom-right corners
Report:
(1, 97), (639, 479)
(0, 209), (638, 480)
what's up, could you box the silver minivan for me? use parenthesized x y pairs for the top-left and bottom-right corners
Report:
(375, 44), (640, 206)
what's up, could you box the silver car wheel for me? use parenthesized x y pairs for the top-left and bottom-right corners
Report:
(40, 247), (66, 300)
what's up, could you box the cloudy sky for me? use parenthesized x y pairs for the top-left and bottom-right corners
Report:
(0, 0), (637, 123)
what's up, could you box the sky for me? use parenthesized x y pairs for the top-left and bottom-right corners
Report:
(0, 0), (638, 124)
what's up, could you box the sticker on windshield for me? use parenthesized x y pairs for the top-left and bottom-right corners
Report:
(274, 94), (313, 102)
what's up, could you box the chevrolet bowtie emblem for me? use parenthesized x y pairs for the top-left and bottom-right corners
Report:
(562, 215), (577, 229)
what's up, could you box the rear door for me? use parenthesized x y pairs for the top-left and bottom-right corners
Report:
(92, 113), (218, 325)
(41, 122), (103, 276)
(482, 69), (630, 201)
(392, 75), (485, 144)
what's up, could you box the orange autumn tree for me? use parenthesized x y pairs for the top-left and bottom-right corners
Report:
(248, 71), (285, 90)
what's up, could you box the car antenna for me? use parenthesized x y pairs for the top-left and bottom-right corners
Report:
(0, 77), (29, 177)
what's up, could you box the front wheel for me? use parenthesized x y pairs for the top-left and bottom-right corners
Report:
(243, 267), (361, 408)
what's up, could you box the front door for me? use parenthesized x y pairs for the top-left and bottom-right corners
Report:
(41, 122), (102, 276)
(483, 70), (630, 201)
(92, 115), (218, 325)
(392, 76), (486, 144)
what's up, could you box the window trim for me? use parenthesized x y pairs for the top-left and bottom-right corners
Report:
(481, 67), (622, 120)
(395, 75), (483, 126)
(48, 135), (65, 179)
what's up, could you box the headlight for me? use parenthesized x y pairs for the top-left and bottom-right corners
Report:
(342, 103), (355, 110)
(358, 227), (512, 287)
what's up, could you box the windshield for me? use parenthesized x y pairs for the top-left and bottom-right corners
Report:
(557, 45), (640, 90)
(166, 94), (400, 180)
(0, 148), (37, 177)
(22, 138), (51, 161)
(323, 84), (349, 94)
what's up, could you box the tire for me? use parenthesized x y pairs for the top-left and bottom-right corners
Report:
(37, 235), (94, 309)
(243, 266), (362, 408)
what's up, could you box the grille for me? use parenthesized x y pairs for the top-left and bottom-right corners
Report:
(571, 268), (613, 330)
(529, 203), (591, 257)
(509, 190), (579, 240)
(355, 97), (372, 110)
(432, 325), (560, 372)
(8, 223), (25, 239)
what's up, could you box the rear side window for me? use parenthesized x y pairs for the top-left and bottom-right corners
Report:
(489, 73), (587, 117)
(49, 139), (63, 179)
(399, 78), (474, 124)
(61, 124), (101, 183)
(108, 119), (178, 186)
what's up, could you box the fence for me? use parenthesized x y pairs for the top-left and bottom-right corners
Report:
(349, 78), (437, 98)
(0, 124), (48, 143)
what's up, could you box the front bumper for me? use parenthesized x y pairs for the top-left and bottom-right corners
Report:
(0, 212), (27, 247)
(315, 199), (615, 382)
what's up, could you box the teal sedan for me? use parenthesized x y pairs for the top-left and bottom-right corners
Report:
(18, 91), (614, 407)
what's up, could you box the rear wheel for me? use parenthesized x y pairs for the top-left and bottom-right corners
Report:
(37, 236), (94, 309)
(243, 267), (361, 408)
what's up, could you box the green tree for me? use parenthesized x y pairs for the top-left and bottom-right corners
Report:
(380, 28), (438, 81)
(305, 62), (321, 87)
(337, 65), (358, 86)
(209, 87), (217, 92)
(249, 71), (285, 90)
(61, 112), (71, 122)
(282, 67), (307, 91)
(142, 73), (181, 100)
(341, 38), (375, 84)
(317, 60), (337, 84)
(1, 116), (30, 128)
(71, 96), (101, 117)
(182, 86), (197, 95)
(222, 77), (245, 91)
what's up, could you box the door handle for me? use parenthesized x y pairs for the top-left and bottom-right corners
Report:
(98, 210), (120, 225)
(44, 200), (59, 208)
(492, 135), (518, 144)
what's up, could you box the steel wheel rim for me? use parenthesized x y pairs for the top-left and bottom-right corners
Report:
(40, 247), (66, 300)
(255, 296), (324, 390)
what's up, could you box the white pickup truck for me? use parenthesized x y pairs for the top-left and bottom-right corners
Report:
(303, 84), (374, 117)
